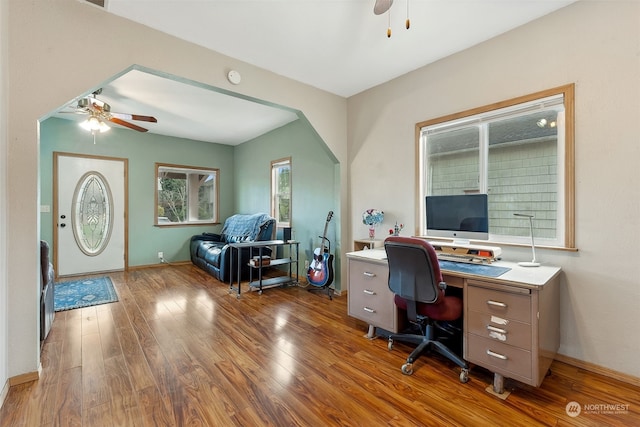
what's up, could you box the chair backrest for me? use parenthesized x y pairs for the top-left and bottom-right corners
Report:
(384, 236), (443, 304)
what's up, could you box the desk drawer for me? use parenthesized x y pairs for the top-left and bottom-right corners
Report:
(466, 334), (532, 381)
(467, 310), (532, 350)
(348, 259), (395, 330)
(467, 284), (531, 323)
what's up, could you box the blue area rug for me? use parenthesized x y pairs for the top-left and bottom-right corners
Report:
(54, 276), (118, 311)
(439, 260), (511, 278)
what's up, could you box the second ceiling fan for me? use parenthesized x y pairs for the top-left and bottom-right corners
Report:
(71, 88), (157, 133)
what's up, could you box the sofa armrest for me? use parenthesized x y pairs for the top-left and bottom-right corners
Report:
(191, 232), (223, 242)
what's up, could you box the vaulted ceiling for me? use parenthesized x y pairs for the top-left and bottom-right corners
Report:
(55, 0), (576, 144)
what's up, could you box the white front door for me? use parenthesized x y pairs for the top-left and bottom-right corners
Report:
(55, 153), (127, 277)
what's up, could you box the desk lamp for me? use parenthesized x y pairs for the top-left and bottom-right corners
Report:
(514, 213), (540, 267)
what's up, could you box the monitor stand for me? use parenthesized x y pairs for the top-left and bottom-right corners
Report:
(428, 240), (502, 262)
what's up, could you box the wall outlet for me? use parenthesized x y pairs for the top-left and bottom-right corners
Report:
(158, 251), (164, 259)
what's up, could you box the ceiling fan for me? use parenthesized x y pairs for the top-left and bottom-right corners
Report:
(373, 0), (394, 15)
(66, 88), (157, 133)
(373, 0), (410, 37)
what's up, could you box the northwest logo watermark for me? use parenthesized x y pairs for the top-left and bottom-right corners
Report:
(566, 401), (630, 418)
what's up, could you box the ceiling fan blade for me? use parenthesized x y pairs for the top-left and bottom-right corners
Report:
(58, 110), (88, 115)
(111, 112), (158, 123)
(109, 117), (149, 132)
(374, 0), (393, 15)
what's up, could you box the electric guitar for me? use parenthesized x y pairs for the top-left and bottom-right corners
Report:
(307, 211), (334, 288)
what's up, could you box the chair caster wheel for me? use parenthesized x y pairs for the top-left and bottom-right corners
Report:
(388, 339), (394, 351)
(401, 363), (414, 375)
(459, 368), (469, 383)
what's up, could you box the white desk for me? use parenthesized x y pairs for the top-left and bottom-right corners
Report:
(346, 248), (561, 394)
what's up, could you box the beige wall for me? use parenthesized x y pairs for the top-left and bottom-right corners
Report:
(0, 0), (9, 398)
(3, 0), (639, 386)
(5, 0), (347, 379)
(348, 1), (640, 377)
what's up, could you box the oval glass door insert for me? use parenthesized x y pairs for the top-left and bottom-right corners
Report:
(72, 171), (114, 256)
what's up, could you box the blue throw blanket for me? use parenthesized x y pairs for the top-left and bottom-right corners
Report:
(221, 213), (273, 243)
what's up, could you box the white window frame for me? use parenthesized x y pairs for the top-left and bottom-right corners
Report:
(271, 157), (292, 227)
(416, 85), (575, 249)
(155, 163), (219, 226)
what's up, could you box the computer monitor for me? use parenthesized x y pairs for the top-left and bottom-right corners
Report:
(425, 194), (489, 243)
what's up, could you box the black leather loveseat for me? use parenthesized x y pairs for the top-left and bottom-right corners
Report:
(190, 213), (276, 282)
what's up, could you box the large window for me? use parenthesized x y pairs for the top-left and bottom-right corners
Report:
(417, 85), (575, 248)
(155, 164), (219, 226)
(271, 157), (292, 227)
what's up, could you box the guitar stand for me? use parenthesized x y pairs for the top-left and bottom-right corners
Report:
(308, 283), (334, 300)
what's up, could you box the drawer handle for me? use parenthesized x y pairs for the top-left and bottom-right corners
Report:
(487, 325), (507, 334)
(487, 300), (507, 308)
(363, 289), (376, 295)
(363, 271), (376, 277)
(363, 307), (376, 313)
(486, 349), (508, 360)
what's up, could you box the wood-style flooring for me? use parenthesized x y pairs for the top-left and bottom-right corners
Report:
(1, 265), (639, 426)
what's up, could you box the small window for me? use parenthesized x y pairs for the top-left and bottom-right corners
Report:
(271, 157), (292, 227)
(155, 164), (219, 226)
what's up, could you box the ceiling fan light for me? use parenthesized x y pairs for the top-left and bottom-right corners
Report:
(98, 120), (110, 133)
(79, 115), (110, 133)
(79, 117), (95, 131)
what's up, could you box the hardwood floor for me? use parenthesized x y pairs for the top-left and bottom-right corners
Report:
(1, 265), (639, 426)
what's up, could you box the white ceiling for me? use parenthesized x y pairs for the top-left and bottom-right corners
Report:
(57, 69), (300, 145)
(56, 0), (576, 144)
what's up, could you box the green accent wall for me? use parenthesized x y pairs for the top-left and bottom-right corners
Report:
(40, 117), (235, 266)
(40, 116), (340, 288)
(235, 118), (340, 289)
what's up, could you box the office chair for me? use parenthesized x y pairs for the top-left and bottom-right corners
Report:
(384, 236), (469, 382)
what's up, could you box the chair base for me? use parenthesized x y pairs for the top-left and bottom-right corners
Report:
(388, 323), (469, 381)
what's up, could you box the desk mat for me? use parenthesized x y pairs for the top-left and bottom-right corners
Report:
(439, 260), (511, 278)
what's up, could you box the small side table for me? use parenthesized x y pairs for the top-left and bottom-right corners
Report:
(228, 240), (299, 298)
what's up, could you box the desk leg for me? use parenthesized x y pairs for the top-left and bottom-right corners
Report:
(365, 324), (376, 340)
(483, 372), (511, 399)
(493, 373), (504, 394)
